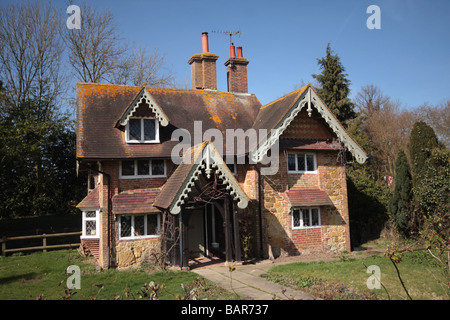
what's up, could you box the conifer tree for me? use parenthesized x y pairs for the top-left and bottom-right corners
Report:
(389, 149), (413, 234)
(409, 121), (439, 184)
(312, 43), (356, 126)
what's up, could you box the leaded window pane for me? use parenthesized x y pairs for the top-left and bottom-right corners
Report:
(137, 160), (150, 175)
(288, 154), (296, 171)
(312, 208), (320, 226)
(143, 119), (156, 141)
(147, 214), (158, 235)
(306, 154), (315, 171)
(122, 160), (135, 176)
(85, 220), (96, 236)
(129, 119), (141, 141)
(134, 216), (145, 236)
(297, 155), (306, 171)
(302, 209), (310, 227)
(120, 216), (132, 237)
(151, 160), (165, 176)
(292, 209), (301, 228)
(85, 211), (96, 218)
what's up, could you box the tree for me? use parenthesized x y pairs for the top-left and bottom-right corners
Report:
(0, 2), (85, 218)
(112, 46), (175, 87)
(0, 1), (66, 109)
(389, 149), (413, 235)
(416, 100), (450, 148)
(62, 3), (175, 87)
(312, 43), (355, 126)
(409, 121), (439, 184)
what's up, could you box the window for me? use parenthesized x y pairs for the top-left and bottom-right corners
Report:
(119, 214), (161, 239)
(287, 153), (317, 173)
(125, 118), (159, 143)
(292, 208), (321, 229)
(82, 210), (99, 238)
(120, 159), (166, 178)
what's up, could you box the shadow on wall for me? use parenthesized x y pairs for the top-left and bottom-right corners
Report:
(347, 177), (389, 249)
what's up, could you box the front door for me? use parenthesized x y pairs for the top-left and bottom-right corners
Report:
(187, 208), (204, 258)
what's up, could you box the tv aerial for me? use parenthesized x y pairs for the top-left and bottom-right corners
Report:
(211, 30), (242, 45)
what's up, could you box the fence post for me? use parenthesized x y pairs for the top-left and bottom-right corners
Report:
(43, 234), (47, 253)
(1, 237), (6, 257)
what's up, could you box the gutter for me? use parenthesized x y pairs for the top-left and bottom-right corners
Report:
(77, 160), (112, 269)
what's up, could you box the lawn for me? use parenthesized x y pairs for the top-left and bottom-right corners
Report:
(264, 251), (449, 300)
(0, 249), (238, 300)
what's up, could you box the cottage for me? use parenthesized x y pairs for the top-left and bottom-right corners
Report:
(76, 32), (367, 269)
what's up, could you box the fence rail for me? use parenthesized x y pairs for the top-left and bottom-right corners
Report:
(1, 231), (81, 256)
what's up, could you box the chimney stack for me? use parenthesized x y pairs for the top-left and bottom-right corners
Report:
(224, 45), (249, 93)
(188, 32), (219, 90)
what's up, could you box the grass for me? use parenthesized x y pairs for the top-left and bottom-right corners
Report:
(264, 251), (449, 300)
(0, 249), (239, 300)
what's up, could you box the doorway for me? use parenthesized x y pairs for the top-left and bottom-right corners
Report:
(187, 204), (224, 260)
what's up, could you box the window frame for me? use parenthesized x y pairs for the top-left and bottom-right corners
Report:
(118, 213), (161, 240)
(81, 209), (100, 239)
(125, 117), (160, 144)
(287, 152), (317, 174)
(119, 159), (167, 179)
(292, 207), (321, 229)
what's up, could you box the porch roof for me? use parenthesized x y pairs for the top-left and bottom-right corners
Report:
(112, 188), (161, 214)
(287, 188), (333, 207)
(154, 141), (249, 214)
(76, 186), (100, 209)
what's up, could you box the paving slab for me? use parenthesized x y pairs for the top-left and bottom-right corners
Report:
(192, 262), (314, 300)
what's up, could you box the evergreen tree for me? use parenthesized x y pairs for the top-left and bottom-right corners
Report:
(312, 43), (356, 126)
(389, 149), (413, 234)
(409, 121), (439, 184)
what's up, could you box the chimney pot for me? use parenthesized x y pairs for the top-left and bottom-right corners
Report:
(230, 43), (236, 58)
(237, 46), (243, 58)
(202, 32), (209, 53)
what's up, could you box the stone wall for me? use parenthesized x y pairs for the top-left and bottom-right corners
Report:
(115, 237), (162, 268)
(261, 151), (350, 257)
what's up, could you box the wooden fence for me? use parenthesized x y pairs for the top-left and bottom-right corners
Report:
(1, 232), (81, 256)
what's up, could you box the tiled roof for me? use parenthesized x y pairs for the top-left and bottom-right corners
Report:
(76, 187), (100, 209)
(287, 188), (333, 207)
(112, 188), (161, 214)
(76, 83), (261, 159)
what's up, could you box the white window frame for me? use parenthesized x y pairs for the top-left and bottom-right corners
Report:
(119, 213), (161, 240)
(81, 209), (100, 238)
(125, 117), (160, 143)
(292, 207), (321, 229)
(119, 159), (167, 179)
(287, 152), (317, 174)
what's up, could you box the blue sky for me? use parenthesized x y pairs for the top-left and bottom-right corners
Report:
(4, 0), (450, 110)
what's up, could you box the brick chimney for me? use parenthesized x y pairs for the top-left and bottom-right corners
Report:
(188, 32), (219, 90)
(224, 44), (249, 93)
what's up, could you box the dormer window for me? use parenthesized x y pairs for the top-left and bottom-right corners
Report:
(125, 118), (159, 143)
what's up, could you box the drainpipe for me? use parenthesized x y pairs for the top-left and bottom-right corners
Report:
(254, 165), (264, 258)
(77, 160), (111, 269)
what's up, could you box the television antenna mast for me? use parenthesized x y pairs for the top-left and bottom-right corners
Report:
(211, 30), (242, 45)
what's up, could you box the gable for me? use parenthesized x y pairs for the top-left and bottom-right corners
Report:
(116, 87), (169, 127)
(250, 85), (367, 164)
(154, 141), (249, 214)
(280, 108), (334, 141)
